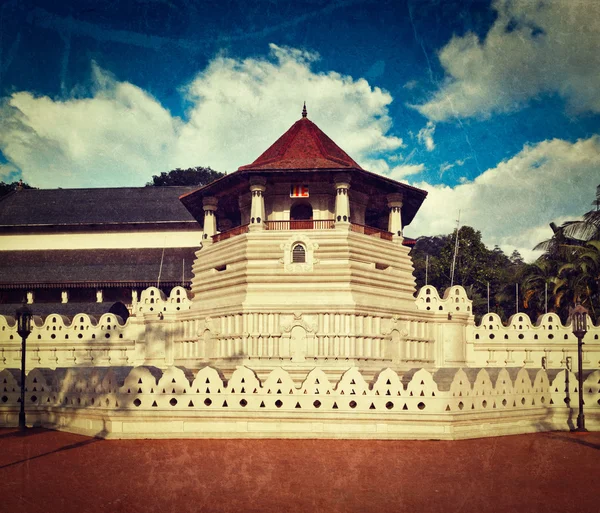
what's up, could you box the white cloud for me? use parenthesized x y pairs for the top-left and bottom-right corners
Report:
(0, 45), (405, 187)
(0, 63), (178, 188)
(439, 162), (454, 177)
(0, 162), (21, 182)
(387, 163), (425, 181)
(177, 44), (404, 174)
(417, 121), (435, 151)
(414, 0), (600, 121)
(406, 136), (600, 262)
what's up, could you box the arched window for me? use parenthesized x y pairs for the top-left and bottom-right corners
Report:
(292, 244), (306, 263)
(290, 202), (313, 221)
(290, 202), (313, 230)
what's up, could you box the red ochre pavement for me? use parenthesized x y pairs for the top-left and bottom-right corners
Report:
(1, 429), (598, 513)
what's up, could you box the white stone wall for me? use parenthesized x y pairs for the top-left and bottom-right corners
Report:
(1, 364), (598, 439)
(1, 284), (599, 372)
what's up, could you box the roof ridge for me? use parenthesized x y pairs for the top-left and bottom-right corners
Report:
(306, 121), (361, 169)
(238, 116), (362, 171)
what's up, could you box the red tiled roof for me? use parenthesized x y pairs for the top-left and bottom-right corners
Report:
(238, 117), (363, 171)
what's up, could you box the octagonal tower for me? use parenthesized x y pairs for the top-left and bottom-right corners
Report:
(179, 107), (430, 378)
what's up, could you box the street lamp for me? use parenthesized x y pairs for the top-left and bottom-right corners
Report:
(570, 303), (588, 432)
(16, 304), (33, 432)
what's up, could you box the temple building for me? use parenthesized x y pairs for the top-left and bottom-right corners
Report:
(0, 106), (598, 439)
(175, 105), (433, 377)
(0, 186), (200, 319)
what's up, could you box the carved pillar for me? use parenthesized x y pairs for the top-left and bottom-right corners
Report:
(202, 196), (218, 242)
(249, 176), (267, 230)
(334, 173), (351, 227)
(387, 193), (403, 240)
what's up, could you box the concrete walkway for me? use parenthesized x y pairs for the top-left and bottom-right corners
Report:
(1, 428), (598, 513)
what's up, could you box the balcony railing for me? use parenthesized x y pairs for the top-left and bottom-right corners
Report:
(211, 220), (393, 243)
(350, 223), (393, 241)
(265, 219), (335, 230)
(212, 224), (249, 243)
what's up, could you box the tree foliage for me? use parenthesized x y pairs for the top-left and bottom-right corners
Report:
(146, 166), (224, 187)
(520, 184), (599, 323)
(411, 226), (526, 321)
(413, 184), (600, 324)
(0, 180), (35, 199)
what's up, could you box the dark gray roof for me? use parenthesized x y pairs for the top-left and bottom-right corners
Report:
(0, 248), (198, 289)
(0, 187), (198, 227)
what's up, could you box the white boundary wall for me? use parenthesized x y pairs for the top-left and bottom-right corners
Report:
(0, 365), (598, 439)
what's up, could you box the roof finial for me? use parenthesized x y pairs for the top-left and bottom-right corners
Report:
(302, 101), (307, 118)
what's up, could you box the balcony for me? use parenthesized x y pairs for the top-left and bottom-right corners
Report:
(212, 224), (249, 243)
(350, 223), (393, 241)
(265, 219), (335, 230)
(212, 220), (393, 243)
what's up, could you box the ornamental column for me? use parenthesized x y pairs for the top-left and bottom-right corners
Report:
(387, 193), (403, 241)
(334, 173), (351, 227)
(202, 196), (218, 242)
(249, 176), (267, 231)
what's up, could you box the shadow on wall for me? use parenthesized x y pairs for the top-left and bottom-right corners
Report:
(2, 364), (599, 439)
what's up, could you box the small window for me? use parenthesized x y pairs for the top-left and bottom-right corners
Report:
(292, 244), (306, 263)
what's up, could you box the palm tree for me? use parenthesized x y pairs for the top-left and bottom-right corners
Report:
(560, 184), (600, 241)
(521, 258), (560, 320)
(556, 240), (600, 320)
(528, 184), (600, 323)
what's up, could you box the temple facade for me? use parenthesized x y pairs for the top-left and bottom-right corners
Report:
(0, 186), (201, 319)
(0, 108), (598, 439)
(174, 107), (440, 379)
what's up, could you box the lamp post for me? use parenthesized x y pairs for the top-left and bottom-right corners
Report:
(16, 304), (33, 432)
(570, 303), (588, 432)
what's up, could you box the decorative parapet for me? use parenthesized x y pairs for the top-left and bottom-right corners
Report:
(135, 286), (191, 315)
(415, 285), (473, 316)
(472, 311), (600, 369)
(414, 286), (600, 369)
(0, 311), (135, 370)
(0, 286), (194, 371)
(1, 365), (598, 439)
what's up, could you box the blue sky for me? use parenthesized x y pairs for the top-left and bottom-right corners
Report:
(1, 0), (599, 260)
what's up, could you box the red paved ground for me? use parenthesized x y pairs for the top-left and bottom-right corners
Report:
(0, 428), (598, 513)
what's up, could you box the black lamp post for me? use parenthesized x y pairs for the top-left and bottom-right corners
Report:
(16, 304), (33, 432)
(571, 303), (588, 432)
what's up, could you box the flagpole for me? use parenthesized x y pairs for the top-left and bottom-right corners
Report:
(487, 282), (490, 314)
(545, 282), (548, 314)
(516, 283), (519, 314)
(425, 255), (429, 286)
(450, 211), (460, 288)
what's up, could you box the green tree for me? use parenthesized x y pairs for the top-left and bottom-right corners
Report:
(0, 180), (35, 199)
(524, 184), (600, 323)
(411, 226), (524, 321)
(561, 184), (600, 241)
(555, 240), (600, 319)
(521, 258), (559, 319)
(147, 167), (224, 187)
